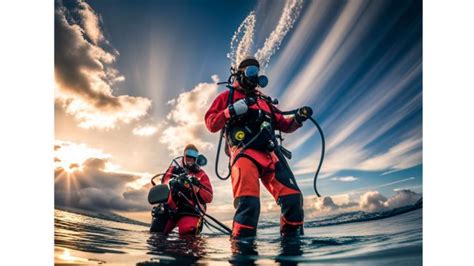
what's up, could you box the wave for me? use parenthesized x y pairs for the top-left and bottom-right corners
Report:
(56, 197), (422, 232)
(55, 205), (149, 227)
(260, 198), (422, 229)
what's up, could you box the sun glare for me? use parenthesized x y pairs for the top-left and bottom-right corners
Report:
(55, 141), (110, 173)
(56, 248), (89, 264)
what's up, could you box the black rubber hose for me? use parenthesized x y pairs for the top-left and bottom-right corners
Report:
(203, 219), (230, 235)
(279, 110), (325, 197)
(307, 116), (324, 197)
(215, 129), (231, 180)
(150, 173), (166, 186)
(189, 182), (232, 235)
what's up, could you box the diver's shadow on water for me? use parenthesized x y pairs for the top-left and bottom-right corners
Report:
(140, 233), (208, 265)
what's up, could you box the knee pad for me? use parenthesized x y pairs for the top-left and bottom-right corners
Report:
(233, 196), (260, 237)
(278, 193), (304, 223)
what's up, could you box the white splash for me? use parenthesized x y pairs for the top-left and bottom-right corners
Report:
(227, 11), (256, 68)
(255, 0), (304, 70)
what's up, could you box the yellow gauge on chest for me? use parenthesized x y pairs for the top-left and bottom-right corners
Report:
(234, 130), (246, 141)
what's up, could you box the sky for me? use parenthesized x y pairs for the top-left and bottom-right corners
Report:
(54, 0), (422, 222)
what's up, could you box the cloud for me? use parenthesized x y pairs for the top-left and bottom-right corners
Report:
(383, 189), (421, 209)
(270, 0), (421, 177)
(132, 124), (160, 137)
(357, 135), (422, 171)
(330, 177), (417, 199)
(359, 189), (421, 212)
(159, 75), (220, 156)
(359, 191), (388, 212)
(228, 11), (256, 67)
(54, 140), (151, 212)
(279, 0), (372, 108)
(228, 0), (303, 70)
(331, 176), (358, 182)
(75, 0), (103, 45)
(254, 0), (304, 70)
(55, 0), (151, 129)
(301, 189), (421, 218)
(314, 196), (339, 211)
(293, 126), (422, 176)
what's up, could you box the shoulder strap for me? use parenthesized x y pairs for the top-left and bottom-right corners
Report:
(227, 86), (235, 105)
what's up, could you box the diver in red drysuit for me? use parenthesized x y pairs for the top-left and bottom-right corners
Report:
(150, 144), (213, 235)
(205, 57), (313, 237)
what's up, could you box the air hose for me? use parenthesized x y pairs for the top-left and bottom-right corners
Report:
(279, 111), (325, 197)
(215, 128), (231, 180)
(183, 182), (232, 235)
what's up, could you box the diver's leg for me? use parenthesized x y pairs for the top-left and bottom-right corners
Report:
(150, 205), (176, 234)
(261, 159), (304, 236)
(231, 157), (261, 238)
(177, 215), (203, 235)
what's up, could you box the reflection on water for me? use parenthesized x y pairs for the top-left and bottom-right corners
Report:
(145, 233), (208, 264)
(229, 237), (259, 265)
(279, 236), (303, 257)
(55, 209), (146, 254)
(55, 208), (422, 265)
(54, 247), (106, 265)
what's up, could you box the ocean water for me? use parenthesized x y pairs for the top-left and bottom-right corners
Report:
(54, 201), (422, 265)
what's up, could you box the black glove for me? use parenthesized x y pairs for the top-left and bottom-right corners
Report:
(169, 176), (192, 201)
(172, 166), (185, 175)
(189, 176), (203, 189)
(294, 106), (313, 123)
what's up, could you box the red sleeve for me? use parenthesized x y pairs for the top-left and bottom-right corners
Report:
(272, 105), (302, 133)
(205, 91), (231, 133)
(197, 171), (213, 203)
(161, 166), (174, 184)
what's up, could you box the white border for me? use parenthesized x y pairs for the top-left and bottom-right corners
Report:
(0, 1), (54, 264)
(424, 0), (474, 264)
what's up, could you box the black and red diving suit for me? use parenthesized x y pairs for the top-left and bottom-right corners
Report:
(150, 156), (213, 235)
(205, 75), (307, 237)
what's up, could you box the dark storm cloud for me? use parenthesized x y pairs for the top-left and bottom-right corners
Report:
(54, 143), (150, 212)
(54, 0), (150, 129)
(55, 0), (119, 108)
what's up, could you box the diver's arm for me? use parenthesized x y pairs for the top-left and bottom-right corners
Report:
(196, 172), (213, 203)
(272, 105), (302, 133)
(205, 91), (231, 133)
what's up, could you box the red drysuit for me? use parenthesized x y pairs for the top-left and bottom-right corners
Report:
(205, 88), (305, 237)
(150, 162), (213, 235)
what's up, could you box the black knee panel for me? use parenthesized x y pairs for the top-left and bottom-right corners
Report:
(278, 194), (304, 222)
(234, 196), (261, 228)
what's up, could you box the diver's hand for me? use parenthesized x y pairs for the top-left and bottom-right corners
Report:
(295, 106), (313, 123)
(169, 177), (192, 201)
(228, 99), (249, 118)
(189, 176), (200, 186)
(228, 97), (257, 118)
(169, 178), (185, 194)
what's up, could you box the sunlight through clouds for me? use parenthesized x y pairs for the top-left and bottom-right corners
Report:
(55, 0), (151, 130)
